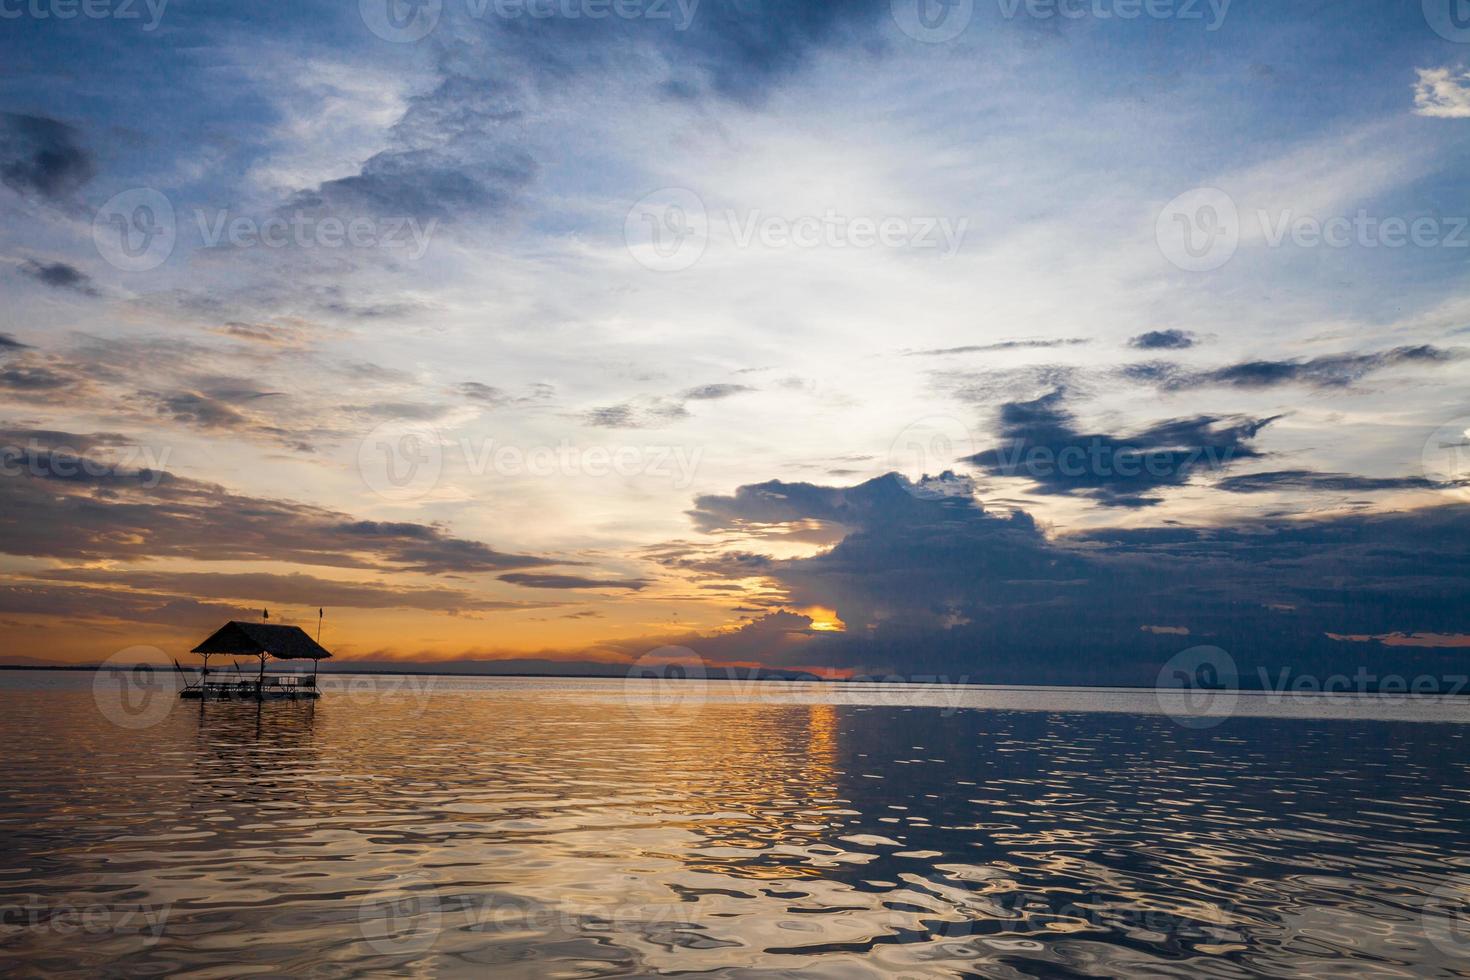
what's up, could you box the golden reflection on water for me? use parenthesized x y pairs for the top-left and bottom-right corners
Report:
(3, 676), (1470, 977)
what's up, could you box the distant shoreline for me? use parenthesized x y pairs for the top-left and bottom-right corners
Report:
(6, 664), (1470, 697)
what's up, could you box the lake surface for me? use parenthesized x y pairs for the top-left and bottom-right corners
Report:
(4, 670), (1470, 977)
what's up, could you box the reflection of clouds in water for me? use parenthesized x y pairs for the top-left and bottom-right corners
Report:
(3, 677), (1470, 976)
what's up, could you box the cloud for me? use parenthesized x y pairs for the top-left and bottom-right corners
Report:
(676, 472), (1470, 685)
(906, 339), (1090, 357)
(1128, 330), (1196, 350)
(18, 259), (100, 297)
(498, 572), (648, 590)
(0, 113), (94, 200)
(681, 383), (755, 400)
(0, 429), (553, 574)
(0, 333), (29, 352)
(963, 389), (1276, 507)
(581, 396), (690, 429)
(27, 569), (554, 616)
(1125, 345), (1458, 391)
(1214, 470), (1442, 494)
(459, 382), (510, 406)
(1414, 67), (1470, 119)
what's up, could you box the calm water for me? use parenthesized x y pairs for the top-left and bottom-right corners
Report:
(4, 671), (1470, 977)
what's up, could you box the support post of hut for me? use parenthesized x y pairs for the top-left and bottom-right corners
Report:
(256, 652), (266, 701)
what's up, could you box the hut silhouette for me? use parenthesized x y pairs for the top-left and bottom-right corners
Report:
(186, 621), (332, 700)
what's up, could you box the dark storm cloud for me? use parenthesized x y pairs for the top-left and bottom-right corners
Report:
(906, 338), (1090, 357)
(499, 572), (648, 591)
(1129, 329), (1196, 350)
(1126, 345), (1458, 391)
(963, 389), (1276, 507)
(0, 430), (552, 574)
(0, 333), (30, 352)
(0, 113), (95, 200)
(17, 259), (100, 297)
(1215, 470), (1443, 494)
(677, 472), (1470, 685)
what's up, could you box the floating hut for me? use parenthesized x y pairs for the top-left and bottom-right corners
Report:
(182, 621), (331, 700)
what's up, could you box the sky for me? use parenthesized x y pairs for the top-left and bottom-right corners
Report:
(1, 0), (1469, 683)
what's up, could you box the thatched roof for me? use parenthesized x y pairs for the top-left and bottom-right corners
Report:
(191, 621), (332, 660)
